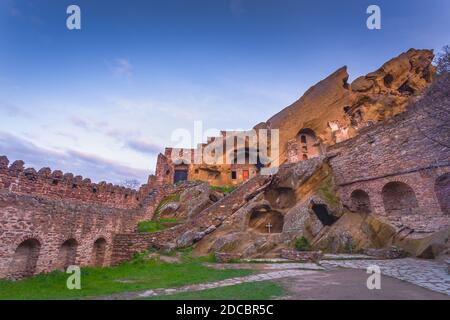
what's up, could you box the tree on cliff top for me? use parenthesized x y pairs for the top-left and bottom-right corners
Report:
(435, 45), (450, 76)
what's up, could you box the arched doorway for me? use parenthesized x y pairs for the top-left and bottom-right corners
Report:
(382, 182), (419, 215)
(350, 189), (371, 213)
(9, 238), (41, 279)
(435, 173), (450, 215)
(57, 239), (78, 270)
(296, 128), (322, 160)
(92, 238), (107, 266)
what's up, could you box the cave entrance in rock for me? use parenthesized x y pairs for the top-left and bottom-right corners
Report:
(92, 238), (107, 266)
(435, 173), (450, 215)
(296, 128), (322, 160)
(265, 187), (296, 209)
(382, 181), (419, 215)
(350, 189), (372, 213)
(57, 239), (78, 270)
(311, 204), (337, 226)
(9, 238), (41, 279)
(249, 207), (284, 234)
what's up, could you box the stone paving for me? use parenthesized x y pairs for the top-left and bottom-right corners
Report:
(137, 269), (316, 298)
(321, 258), (450, 296)
(204, 262), (325, 271)
(322, 254), (375, 260)
(99, 257), (450, 299)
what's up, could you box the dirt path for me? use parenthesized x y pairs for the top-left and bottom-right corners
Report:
(276, 269), (450, 300)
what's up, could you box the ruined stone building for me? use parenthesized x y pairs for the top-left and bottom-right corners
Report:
(1, 48), (449, 279)
(151, 49), (436, 186)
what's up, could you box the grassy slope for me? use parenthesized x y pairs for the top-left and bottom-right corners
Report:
(0, 258), (253, 300)
(137, 218), (181, 233)
(146, 281), (284, 300)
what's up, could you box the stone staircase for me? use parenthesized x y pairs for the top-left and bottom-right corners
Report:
(111, 175), (271, 265)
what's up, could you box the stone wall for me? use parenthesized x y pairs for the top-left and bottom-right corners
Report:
(0, 157), (192, 279)
(0, 156), (140, 209)
(0, 191), (138, 279)
(154, 142), (259, 187)
(329, 97), (450, 232)
(111, 175), (270, 265)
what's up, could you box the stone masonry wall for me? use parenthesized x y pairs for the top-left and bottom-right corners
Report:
(0, 156), (140, 209)
(0, 156), (192, 279)
(329, 103), (450, 232)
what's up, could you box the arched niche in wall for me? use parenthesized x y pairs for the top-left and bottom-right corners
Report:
(9, 238), (41, 279)
(382, 181), (419, 215)
(435, 173), (450, 215)
(57, 238), (78, 270)
(350, 189), (372, 213)
(92, 238), (107, 267)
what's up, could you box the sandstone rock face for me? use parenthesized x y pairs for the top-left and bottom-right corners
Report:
(177, 230), (205, 248)
(157, 182), (221, 221)
(260, 49), (435, 166)
(192, 157), (343, 258)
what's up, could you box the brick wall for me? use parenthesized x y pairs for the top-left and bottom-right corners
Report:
(329, 104), (450, 232)
(0, 157), (192, 279)
(0, 156), (140, 209)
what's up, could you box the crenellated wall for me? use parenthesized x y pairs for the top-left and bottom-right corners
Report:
(0, 156), (140, 210)
(0, 157), (183, 279)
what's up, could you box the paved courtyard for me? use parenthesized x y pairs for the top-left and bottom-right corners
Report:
(321, 258), (450, 296)
(98, 257), (450, 300)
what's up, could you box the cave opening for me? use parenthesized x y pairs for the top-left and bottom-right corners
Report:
(311, 204), (337, 226)
(383, 74), (394, 87)
(249, 207), (284, 234)
(398, 81), (415, 95)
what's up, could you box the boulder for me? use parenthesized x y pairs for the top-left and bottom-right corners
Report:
(177, 230), (205, 248)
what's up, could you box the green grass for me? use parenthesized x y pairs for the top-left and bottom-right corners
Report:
(210, 185), (236, 194)
(0, 257), (253, 300)
(145, 281), (284, 300)
(137, 218), (181, 233)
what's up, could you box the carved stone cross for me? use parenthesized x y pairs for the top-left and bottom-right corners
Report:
(266, 223), (273, 234)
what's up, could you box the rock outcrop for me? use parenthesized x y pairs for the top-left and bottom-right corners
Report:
(258, 49), (435, 165)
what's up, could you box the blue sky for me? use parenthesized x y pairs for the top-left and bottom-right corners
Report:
(0, 0), (449, 184)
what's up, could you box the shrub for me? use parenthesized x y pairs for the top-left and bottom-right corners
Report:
(210, 185), (236, 194)
(295, 236), (312, 251)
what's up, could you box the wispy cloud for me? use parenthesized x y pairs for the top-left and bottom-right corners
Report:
(125, 139), (161, 155)
(69, 115), (91, 130)
(111, 58), (132, 78)
(67, 114), (161, 155)
(0, 131), (149, 183)
(1, 103), (30, 118)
